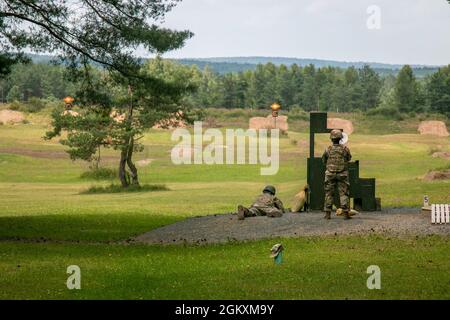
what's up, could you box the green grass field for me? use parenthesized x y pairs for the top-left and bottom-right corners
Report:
(0, 111), (449, 299)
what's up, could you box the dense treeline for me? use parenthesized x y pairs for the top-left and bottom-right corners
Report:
(1, 61), (449, 116)
(0, 63), (77, 102)
(188, 63), (449, 116)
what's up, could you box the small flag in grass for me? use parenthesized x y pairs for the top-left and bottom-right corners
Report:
(270, 244), (284, 265)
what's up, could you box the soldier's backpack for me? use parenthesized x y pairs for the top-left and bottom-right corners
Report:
(326, 145), (347, 173)
(253, 193), (275, 208)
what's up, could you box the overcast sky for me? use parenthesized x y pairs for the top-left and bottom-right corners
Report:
(156, 0), (450, 65)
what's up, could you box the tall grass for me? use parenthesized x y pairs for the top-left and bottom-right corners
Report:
(80, 184), (170, 194)
(80, 167), (118, 180)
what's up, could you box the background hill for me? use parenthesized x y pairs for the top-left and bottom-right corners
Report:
(28, 54), (440, 77)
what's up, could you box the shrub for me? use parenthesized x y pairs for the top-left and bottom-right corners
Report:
(288, 106), (309, 121)
(366, 106), (404, 121)
(407, 111), (417, 118)
(42, 96), (63, 111)
(8, 100), (24, 111)
(80, 167), (118, 180)
(24, 97), (46, 113)
(80, 184), (170, 194)
(419, 112), (448, 122)
(225, 109), (246, 118)
(437, 163), (450, 171)
(203, 116), (220, 128)
(428, 147), (441, 155)
(8, 99), (45, 113)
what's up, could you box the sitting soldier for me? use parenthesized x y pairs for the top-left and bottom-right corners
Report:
(237, 185), (286, 220)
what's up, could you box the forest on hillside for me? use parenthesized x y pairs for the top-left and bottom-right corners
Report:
(1, 60), (449, 117)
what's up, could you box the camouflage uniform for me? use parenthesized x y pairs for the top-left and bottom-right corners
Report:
(246, 193), (285, 218)
(237, 186), (285, 220)
(322, 140), (352, 214)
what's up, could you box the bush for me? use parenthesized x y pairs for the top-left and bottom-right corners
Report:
(288, 106), (309, 121)
(225, 109), (246, 118)
(24, 97), (46, 113)
(8, 100), (24, 111)
(417, 112), (449, 122)
(366, 106), (404, 121)
(428, 147), (442, 155)
(203, 116), (220, 128)
(80, 184), (170, 194)
(7, 97), (62, 114)
(80, 167), (118, 180)
(43, 96), (63, 109)
(437, 163), (450, 171)
(407, 111), (417, 118)
(7, 98), (45, 113)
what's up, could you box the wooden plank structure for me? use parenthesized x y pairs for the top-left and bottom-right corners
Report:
(431, 204), (450, 224)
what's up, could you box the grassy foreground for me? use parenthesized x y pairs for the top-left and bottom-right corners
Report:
(1, 236), (449, 300)
(0, 112), (449, 299)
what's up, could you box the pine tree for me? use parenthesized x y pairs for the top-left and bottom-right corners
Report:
(6, 85), (21, 102)
(359, 65), (382, 110)
(426, 65), (450, 116)
(394, 65), (420, 113)
(3, 0), (196, 187)
(302, 64), (317, 111)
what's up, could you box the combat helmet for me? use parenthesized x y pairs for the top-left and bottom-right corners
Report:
(263, 185), (276, 195)
(330, 129), (343, 141)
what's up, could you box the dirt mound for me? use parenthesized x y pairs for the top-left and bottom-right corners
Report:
(249, 117), (268, 130)
(0, 110), (25, 124)
(268, 115), (288, 131)
(249, 115), (288, 131)
(132, 208), (448, 245)
(432, 152), (450, 160)
(327, 118), (353, 135)
(418, 121), (449, 137)
(423, 170), (450, 181)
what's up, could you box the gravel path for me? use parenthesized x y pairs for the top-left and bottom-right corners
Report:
(133, 208), (449, 245)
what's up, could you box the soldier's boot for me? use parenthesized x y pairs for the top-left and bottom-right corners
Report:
(237, 205), (248, 220)
(343, 210), (352, 220)
(324, 211), (331, 220)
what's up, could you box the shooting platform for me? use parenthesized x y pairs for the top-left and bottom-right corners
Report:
(307, 112), (381, 212)
(132, 208), (448, 245)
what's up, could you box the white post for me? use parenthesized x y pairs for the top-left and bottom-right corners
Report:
(431, 204), (436, 224)
(436, 204), (441, 224)
(442, 204), (446, 224)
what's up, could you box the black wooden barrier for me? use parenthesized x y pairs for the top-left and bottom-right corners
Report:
(306, 112), (381, 211)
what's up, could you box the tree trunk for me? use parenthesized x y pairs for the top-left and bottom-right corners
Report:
(119, 148), (129, 188)
(118, 84), (139, 187)
(126, 138), (139, 185)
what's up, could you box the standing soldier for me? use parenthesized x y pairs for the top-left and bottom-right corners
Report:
(237, 185), (285, 220)
(322, 130), (352, 220)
